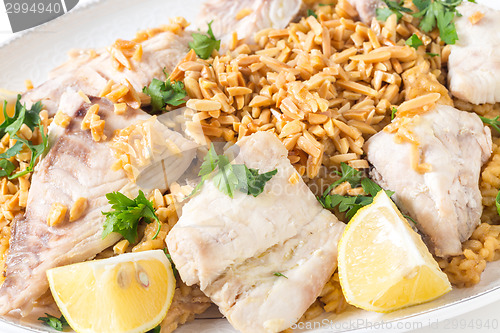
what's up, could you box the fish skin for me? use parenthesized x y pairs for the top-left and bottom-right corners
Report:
(22, 29), (192, 116)
(166, 132), (345, 333)
(0, 93), (144, 315)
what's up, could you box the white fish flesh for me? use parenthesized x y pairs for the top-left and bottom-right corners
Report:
(22, 30), (192, 116)
(197, 0), (304, 47)
(166, 131), (345, 333)
(448, 2), (500, 104)
(365, 104), (492, 257)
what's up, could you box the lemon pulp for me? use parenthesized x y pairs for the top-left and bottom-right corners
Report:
(337, 191), (451, 313)
(47, 250), (175, 333)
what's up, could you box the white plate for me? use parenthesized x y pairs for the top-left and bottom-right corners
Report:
(1, 0), (500, 332)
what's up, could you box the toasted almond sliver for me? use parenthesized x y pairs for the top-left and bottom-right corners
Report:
(47, 203), (68, 227)
(78, 90), (91, 104)
(186, 99), (222, 112)
(236, 8), (253, 20)
(70, 197), (88, 222)
(54, 110), (71, 128)
(114, 103), (127, 115)
(227, 86), (253, 96)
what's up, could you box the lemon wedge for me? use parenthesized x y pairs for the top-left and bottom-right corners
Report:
(47, 250), (175, 333)
(337, 191), (451, 313)
(0, 89), (19, 122)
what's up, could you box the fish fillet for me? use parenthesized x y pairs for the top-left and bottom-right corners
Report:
(0, 90), (196, 315)
(22, 29), (192, 116)
(448, 2), (500, 104)
(166, 131), (345, 333)
(365, 105), (492, 257)
(197, 0), (304, 47)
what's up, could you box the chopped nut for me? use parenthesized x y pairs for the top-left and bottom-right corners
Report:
(236, 8), (252, 20)
(54, 110), (72, 128)
(186, 99), (222, 112)
(78, 90), (91, 104)
(81, 104), (100, 130)
(69, 197), (88, 222)
(469, 11), (485, 25)
(113, 239), (129, 255)
(47, 203), (68, 227)
(18, 124), (33, 140)
(90, 115), (107, 142)
(288, 172), (300, 185)
(114, 103), (127, 115)
(24, 79), (33, 91)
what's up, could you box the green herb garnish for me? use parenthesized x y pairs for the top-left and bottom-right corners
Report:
(480, 115), (500, 134)
(319, 162), (363, 199)
(318, 163), (394, 220)
(0, 95), (49, 179)
(1, 95), (43, 137)
(192, 144), (277, 198)
(189, 21), (221, 60)
(102, 191), (160, 243)
(426, 52), (440, 57)
(376, 0), (413, 21)
(38, 313), (68, 331)
(307, 9), (318, 19)
(376, 1), (472, 45)
(403, 213), (417, 225)
(147, 326), (161, 333)
(412, 0), (463, 45)
(163, 249), (179, 278)
(273, 272), (288, 278)
(406, 33), (423, 49)
(391, 107), (398, 120)
(143, 74), (187, 114)
(496, 190), (500, 216)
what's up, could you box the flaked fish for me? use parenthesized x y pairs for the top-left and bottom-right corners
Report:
(166, 131), (345, 333)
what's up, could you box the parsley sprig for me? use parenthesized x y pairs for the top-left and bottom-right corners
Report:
(480, 116), (500, 134)
(189, 21), (221, 60)
(496, 190), (500, 216)
(147, 325), (161, 333)
(0, 95), (49, 179)
(102, 191), (160, 243)
(163, 248), (179, 278)
(376, 0), (413, 21)
(38, 313), (68, 331)
(406, 34), (424, 49)
(413, 0), (462, 45)
(307, 9), (318, 19)
(377, 1), (476, 45)
(391, 107), (398, 120)
(318, 163), (394, 220)
(143, 72), (187, 114)
(192, 144), (277, 198)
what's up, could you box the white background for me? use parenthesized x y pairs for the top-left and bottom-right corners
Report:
(0, 0), (499, 332)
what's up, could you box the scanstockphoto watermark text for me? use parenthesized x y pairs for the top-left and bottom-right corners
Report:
(290, 318), (499, 331)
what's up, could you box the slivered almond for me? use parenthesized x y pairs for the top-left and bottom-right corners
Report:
(47, 203), (67, 227)
(78, 90), (91, 104)
(70, 197), (88, 222)
(186, 99), (222, 111)
(236, 8), (253, 20)
(227, 87), (253, 96)
(469, 11), (484, 25)
(54, 111), (71, 128)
